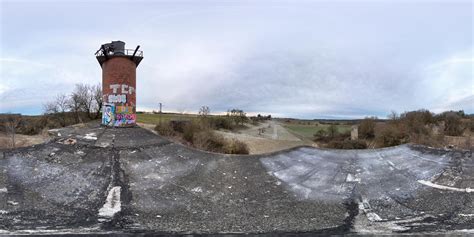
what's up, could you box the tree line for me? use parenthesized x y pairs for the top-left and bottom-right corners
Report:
(43, 83), (103, 126)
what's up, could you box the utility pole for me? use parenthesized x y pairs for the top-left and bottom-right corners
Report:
(158, 102), (163, 126)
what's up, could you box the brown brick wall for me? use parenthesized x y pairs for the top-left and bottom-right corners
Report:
(102, 57), (136, 107)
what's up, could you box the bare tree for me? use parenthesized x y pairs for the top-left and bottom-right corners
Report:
(68, 92), (83, 123)
(72, 83), (94, 119)
(3, 114), (22, 148)
(388, 111), (399, 121)
(199, 106), (210, 117)
(43, 93), (69, 126)
(93, 83), (103, 119)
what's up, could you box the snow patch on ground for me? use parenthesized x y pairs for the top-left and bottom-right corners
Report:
(0, 188), (7, 193)
(98, 186), (121, 217)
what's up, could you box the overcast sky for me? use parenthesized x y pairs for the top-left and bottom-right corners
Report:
(1, 0), (472, 119)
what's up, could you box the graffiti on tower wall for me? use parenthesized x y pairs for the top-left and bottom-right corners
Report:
(103, 84), (136, 126)
(116, 105), (134, 114)
(113, 105), (135, 126)
(102, 103), (115, 126)
(114, 113), (136, 126)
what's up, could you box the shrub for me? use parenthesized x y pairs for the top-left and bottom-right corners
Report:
(193, 130), (225, 152)
(327, 140), (367, 149)
(192, 131), (249, 154)
(224, 139), (250, 154)
(154, 123), (175, 136)
(375, 124), (408, 147)
(182, 122), (198, 143)
(210, 116), (234, 130)
(444, 113), (463, 136)
(313, 129), (328, 141)
(169, 120), (191, 133)
(327, 124), (338, 138)
(359, 117), (376, 139)
(400, 109), (435, 135)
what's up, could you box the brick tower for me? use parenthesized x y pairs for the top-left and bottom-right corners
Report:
(95, 41), (143, 127)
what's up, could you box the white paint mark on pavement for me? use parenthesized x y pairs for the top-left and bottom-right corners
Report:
(417, 180), (473, 193)
(358, 198), (383, 222)
(84, 133), (98, 140)
(346, 173), (361, 183)
(98, 186), (121, 217)
(7, 201), (18, 206)
(191, 187), (203, 193)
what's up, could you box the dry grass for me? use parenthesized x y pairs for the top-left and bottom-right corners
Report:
(0, 131), (49, 149)
(152, 119), (250, 154)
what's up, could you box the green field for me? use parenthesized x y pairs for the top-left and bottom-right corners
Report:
(283, 123), (352, 139)
(136, 113), (199, 124)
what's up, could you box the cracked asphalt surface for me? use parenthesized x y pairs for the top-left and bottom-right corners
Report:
(0, 122), (472, 235)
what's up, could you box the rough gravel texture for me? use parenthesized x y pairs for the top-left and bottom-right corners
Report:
(0, 122), (472, 235)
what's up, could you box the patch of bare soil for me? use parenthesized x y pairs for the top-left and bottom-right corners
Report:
(444, 135), (472, 150)
(0, 132), (50, 149)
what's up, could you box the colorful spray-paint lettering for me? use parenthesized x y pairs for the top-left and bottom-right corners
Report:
(115, 106), (134, 114)
(102, 83), (136, 127)
(108, 94), (127, 103)
(114, 114), (136, 126)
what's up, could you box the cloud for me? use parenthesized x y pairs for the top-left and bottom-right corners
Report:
(419, 49), (474, 113)
(1, 1), (473, 118)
